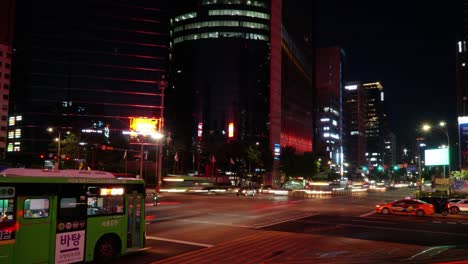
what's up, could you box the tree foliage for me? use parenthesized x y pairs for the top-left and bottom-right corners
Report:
(451, 170), (468, 180)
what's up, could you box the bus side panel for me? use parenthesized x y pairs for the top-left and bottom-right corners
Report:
(84, 215), (127, 262)
(14, 196), (56, 264)
(0, 236), (15, 264)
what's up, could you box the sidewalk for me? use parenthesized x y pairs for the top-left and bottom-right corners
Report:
(153, 230), (467, 264)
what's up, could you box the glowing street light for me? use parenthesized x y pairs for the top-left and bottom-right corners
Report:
(421, 121), (451, 178)
(47, 127), (70, 169)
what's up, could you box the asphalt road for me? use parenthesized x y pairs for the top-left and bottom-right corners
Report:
(114, 188), (468, 264)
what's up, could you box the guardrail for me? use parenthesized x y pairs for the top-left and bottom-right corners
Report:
(290, 188), (372, 198)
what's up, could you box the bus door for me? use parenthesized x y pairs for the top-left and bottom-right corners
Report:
(55, 195), (87, 264)
(0, 186), (16, 264)
(15, 195), (55, 264)
(126, 194), (144, 249)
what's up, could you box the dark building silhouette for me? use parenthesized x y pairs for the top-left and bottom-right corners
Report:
(457, 1), (468, 117)
(8, 1), (169, 166)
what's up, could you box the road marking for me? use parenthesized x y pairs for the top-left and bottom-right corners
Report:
(254, 213), (319, 229)
(447, 222), (457, 224)
(146, 236), (213, 248)
(338, 223), (468, 236)
(432, 221), (442, 223)
(177, 219), (251, 228)
(208, 213), (256, 218)
(405, 245), (454, 260)
(462, 222), (468, 225)
(359, 211), (375, 217)
(351, 219), (397, 225)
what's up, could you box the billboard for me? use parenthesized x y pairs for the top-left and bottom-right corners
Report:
(424, 148), (449, 166)
(459, 116), (468, 169)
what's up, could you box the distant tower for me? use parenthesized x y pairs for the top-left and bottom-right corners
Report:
(363, 82), (385, 168)
(315, 47), (345, 168)
(343, 81), (366, 169)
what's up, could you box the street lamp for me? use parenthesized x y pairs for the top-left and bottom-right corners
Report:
(422, 122), (451, 178)
(151, 132), (164, 191)
(47, 128), (70, 169)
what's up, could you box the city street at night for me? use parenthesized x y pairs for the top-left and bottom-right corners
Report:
(115, 188), (468, 263)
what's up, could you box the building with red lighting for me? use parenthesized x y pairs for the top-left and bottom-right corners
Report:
(167, 0), (314, 183)
(7, 1), (169, 166)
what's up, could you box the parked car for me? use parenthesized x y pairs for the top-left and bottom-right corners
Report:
(448, 198), (468, 214)
(375, 198), (435, 216)
(236, 186), (256, 196)
(418, 196), (449, 214)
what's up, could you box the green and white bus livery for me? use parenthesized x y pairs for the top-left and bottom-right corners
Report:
(0, 168), (146, 263)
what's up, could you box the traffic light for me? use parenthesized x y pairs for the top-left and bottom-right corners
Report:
(362, 166), (367, 171)
(39, 154), (45, 159)
(393, 165), (398, 171)
(377, 165), (383, 171)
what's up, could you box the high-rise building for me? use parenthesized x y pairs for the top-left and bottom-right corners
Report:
(0, 0), (15, 45)
(0, 45), (12, 159)
(383, 130), (396, 167)
(363, 81), (385, 168)
(457, 1), (468, 117)
(8, 1), (169, 167)
(343, 81), (366, 169)
(0, 0), (15, 159)
(315, 47), (345, 166)
(167, 0), (314, 183)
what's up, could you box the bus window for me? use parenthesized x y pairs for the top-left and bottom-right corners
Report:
(87, 196), (124, 216)
(0, 199), (14, 222)
(59, 197), (87, 220)
(24, 198), (49, 219)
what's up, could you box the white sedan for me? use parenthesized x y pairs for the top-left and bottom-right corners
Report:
(448, 198), (468, 214)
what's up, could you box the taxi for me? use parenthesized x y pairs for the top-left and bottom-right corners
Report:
(375, 198), (435, 216)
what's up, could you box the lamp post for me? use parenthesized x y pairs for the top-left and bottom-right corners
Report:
(47, 128), (69, 169)
(422, 122), (451, 178)
(152, 132), (164, 191)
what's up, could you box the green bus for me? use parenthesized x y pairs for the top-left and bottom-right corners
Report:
(0, 168), (146, 263)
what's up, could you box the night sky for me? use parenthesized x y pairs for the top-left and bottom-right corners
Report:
(309, 1), (463, 146)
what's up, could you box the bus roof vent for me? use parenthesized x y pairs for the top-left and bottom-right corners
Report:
(0, 168), (116, 179)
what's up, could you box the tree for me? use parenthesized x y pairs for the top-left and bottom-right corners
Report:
(280, 146), (297, 181)
(451, 170), (468, 180)
(245, 145), (262, 175)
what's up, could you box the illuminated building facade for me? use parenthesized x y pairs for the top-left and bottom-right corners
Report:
(167, 0), (314, 178)
(343, 81), (367, 168)
(315, 47), (345, 167)
(363, 81), (385, 167)
(8, 1), (169, 166)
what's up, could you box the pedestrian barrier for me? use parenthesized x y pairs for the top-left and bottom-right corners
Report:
(290, 188), (370, 199)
